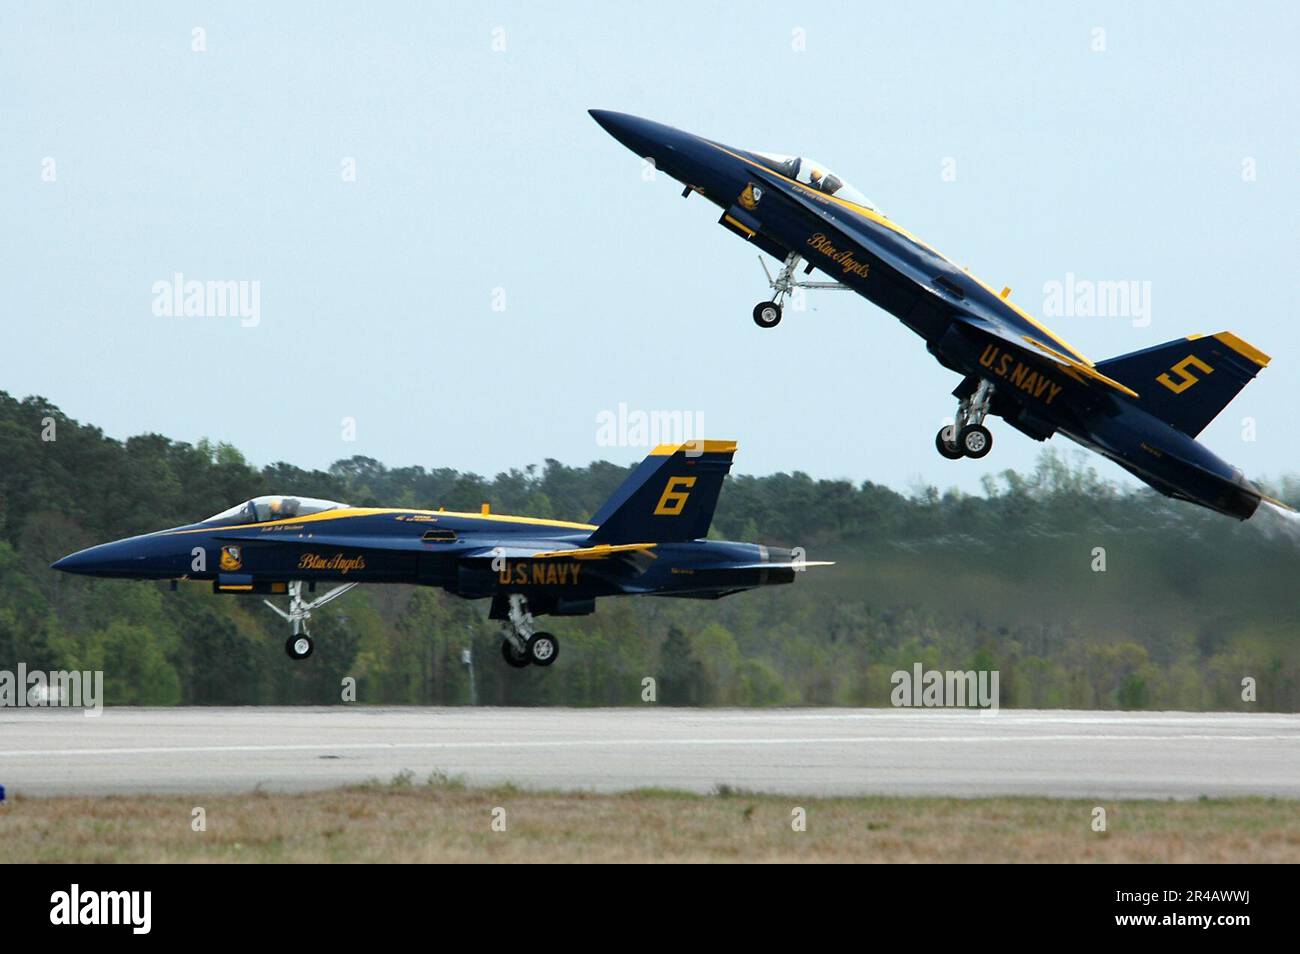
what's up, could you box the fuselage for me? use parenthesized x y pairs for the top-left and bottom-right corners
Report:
(51, 506), (799, 608)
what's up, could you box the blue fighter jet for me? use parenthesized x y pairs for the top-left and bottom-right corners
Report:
(52, 441), (830, 665)
(591, 110), (1275, 520)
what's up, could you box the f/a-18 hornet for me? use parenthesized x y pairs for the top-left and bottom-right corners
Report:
(591, 110), (1275, 520)
(52, 441), (829, 665)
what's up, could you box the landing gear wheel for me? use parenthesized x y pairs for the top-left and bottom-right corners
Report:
(752, 300), (782, 328)
(935, 425), (964, 460)
(501, 639), (530, 668)
(958, 424), (992, 459)
(526, 631), (559, 667)
(285, 635), (313, 660)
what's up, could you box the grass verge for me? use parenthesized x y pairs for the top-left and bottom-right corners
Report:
(2, 775), (1297, 863)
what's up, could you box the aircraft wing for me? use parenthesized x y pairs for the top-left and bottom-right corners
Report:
(745, 164), (1133, 393)
(958, 317), (1140, 398)
(444, 542), (653, 560)
(452, 541), (659, 579)
(530, 543), (657, 560)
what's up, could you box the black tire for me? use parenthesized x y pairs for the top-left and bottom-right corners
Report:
(526, 631), (559, 667)
(958, 424), (993, 459)
(285, 635), (314, 660)
(935, 425), (964, 460)
(501, 639), (530, 668)
(752, 301), (782, 328)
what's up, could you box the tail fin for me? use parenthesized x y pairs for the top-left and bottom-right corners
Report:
(588, 441), (736, 544)
(1095, 332), (1270, 437)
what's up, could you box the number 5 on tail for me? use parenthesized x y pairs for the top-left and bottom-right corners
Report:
(1157, 355), (1214, 394)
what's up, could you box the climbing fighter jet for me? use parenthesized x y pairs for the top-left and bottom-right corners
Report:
(591, 110), (1274, 520)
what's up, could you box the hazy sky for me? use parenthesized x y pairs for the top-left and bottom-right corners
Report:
(4, 2), (1297, 493)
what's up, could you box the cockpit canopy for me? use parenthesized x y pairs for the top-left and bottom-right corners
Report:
(754, 152), (877, 211)
(202, 495), (349, 525)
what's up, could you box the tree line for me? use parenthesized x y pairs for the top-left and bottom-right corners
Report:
(2, 390), (1297, 709)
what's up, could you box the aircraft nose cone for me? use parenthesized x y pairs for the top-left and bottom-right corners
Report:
(50, 539), (142, 577)
(588, 109), (661, 157)
(51, 547), (100, 574)
(587, 108), (620, 133)
(588, 108), (632, 142)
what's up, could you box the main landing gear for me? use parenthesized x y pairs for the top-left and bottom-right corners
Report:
(265, 580), (358, 660)
(753, 251), (850, 328)
(499, 594), (559, 668)
(935, 380), (994, 461)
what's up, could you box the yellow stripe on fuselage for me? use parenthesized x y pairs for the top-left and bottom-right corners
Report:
(706, 140), (1095, 366)
(168, 507), (597, 535)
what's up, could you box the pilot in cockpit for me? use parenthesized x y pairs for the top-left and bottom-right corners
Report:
(268, 497), (301, 519)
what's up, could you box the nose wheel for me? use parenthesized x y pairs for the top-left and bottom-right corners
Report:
(753, 301), (782, 328)
(286, 635), (314, 660)
(936, 380), (995, 460)
(499, 594), (560, 668)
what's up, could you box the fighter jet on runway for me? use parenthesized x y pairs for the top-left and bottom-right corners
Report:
(591, 110), (1275, 520)
(51, 441), (829, 665)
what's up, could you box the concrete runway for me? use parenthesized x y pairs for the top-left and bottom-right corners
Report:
(2, 707), (1298, 799)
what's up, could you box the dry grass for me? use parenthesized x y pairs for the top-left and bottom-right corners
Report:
(2, 776), (1297, 863)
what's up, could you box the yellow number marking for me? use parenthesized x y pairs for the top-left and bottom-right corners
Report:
(1156, 355), (1214, 394)
(654, 476), (696, 516)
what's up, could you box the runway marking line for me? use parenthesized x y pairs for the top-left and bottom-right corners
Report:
(2, 733), (1298, 759)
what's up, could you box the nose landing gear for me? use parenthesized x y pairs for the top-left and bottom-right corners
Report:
(266, 580), (358, 660)
(753, 252), (850, 328)
(935, 380), (994, 460)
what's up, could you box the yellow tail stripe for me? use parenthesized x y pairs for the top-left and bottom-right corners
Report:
(1213, 332), (1271, 367)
